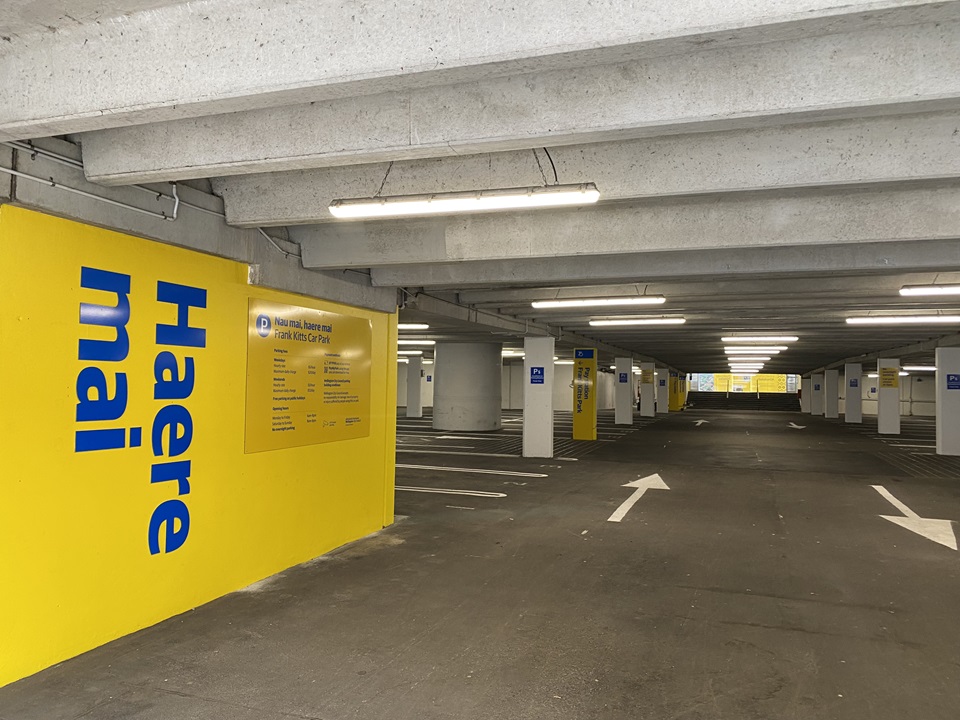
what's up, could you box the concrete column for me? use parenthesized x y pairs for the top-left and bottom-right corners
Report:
(800, 377), (811, 413)
(824, 369), (840, 419)
(936, 348), (960, 456)
(877, 358), (901, 435)
(523, 337), (555, 458)
(656, 369), (669, 413)
(433, 342), (502, 432)
(405, 357), (423, 418)
(614, 357), (634, 425)
(844, 363), (862, 423)
(810, 374), (824, 415)
(638, 362), (656, 419)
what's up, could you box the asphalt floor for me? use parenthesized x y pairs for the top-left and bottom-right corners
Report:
(2, 408), (959, 719)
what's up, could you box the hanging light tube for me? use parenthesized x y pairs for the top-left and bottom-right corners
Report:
(398, 323), (430, 330)
(725, 347), (785, 353)
(899, 285), (960, 297)
(329, 183), (600, 219)
(721, 336), (799, 343)
(846, 315), (960, 325)
(397, 339), (436, 346)
(532, 296), (665, 309)
(589, 318), (686, 327)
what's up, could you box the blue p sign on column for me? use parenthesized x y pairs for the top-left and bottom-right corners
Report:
(530, 367), (545, 384)
(619, 372), (628, 383)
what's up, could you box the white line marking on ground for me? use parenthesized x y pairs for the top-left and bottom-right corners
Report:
(397, 449), (520, 458)
(397, 464), (547, 478)
(396, 485), (507, 498)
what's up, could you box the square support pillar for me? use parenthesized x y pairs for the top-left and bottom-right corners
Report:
(810, 374), (824, 415)
(614, 357), (634, 425)
(638, 362), (656, 418)
(936, 348), (960, 456)
(877, 358), (901, 435)
(405, 356), (423, 418)
(824, 369), (840, 419)
(844, 363), (862, 423)
(656, 369), (669, 413)
(800, 377), (811, 413)
(523, 336), (555, 458)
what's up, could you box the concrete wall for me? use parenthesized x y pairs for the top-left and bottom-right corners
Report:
(839, 373), (936, 417)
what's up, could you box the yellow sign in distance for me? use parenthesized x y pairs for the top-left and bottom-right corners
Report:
(572, 348), (598, 440)
(879, 367), (900, 389)
(246, 299), (372, 452)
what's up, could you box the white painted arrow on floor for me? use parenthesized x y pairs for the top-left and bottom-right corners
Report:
(607, 474), (670, 523)
(694, 420), (710, 427)
(871, 485), (957, 550)
(788, 422), (806, 430)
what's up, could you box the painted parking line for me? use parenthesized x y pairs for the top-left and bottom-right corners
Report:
(397, 443), (476, 449)
(397, 449), (520, 458)
(397, 463), (548, 478)
(396, 485), (507, 498)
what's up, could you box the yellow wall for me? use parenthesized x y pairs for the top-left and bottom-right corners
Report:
(704, 374), (789, 393)
(0, 207), (397, 686)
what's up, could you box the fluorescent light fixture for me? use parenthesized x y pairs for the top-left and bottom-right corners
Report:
(398, 350), (423, 356)
(502, 350), (524, 356)
(725, 347), (784, 354)
(725, 356), (771, 362)
(398, 323), (430, 330)
(589, 318), (686, 327)
(555, 360), (575, 365)
(423, 360), (434, 365)
(397, 358), (408, 363)
(397, 339), (436, 346)
(902, 365), (936, 371)
(899, 285), (960, 297)
(867, 372), (909, 377)
(329, 183), (600, 219)
(730, 365), (764, 370)
(846, 315), (960, 325)
(722, 336), (798, 343)
(532, 296), (665, 309)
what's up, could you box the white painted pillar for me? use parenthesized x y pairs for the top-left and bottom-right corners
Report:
(614, 357), (634, 425)
(405, 356), (423, 418)
(800, 377), (811, 413)
(844, 363), (862, 423)
(656, 369), (669, 413)
(936, 348), (960, 455)
(824, 369), (840, 419)
(523, 337), (555, 458)
(810, 374), (824, 415)
(638, 361), (656, 418)
(433, 342), (502, 431)
(877, 358), (901, 435)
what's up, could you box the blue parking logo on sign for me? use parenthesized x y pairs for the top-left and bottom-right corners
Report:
(660, 379), (666, 387)
(256, 314), (272, 337)
(948, 374), (960, 390)
(850, 378), (858, 388)
(426, 375), (432, 382)
(814, 384), (821, 391)
(619, 372), (628, 383)
(575, 349), (595, 359)
(530, 367), (545, 384)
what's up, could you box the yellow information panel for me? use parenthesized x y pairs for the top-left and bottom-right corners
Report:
(879, 367), (900, 389)
(573, 348), (597, 440)
(640, 368), (655, 385)
(246, 299), (372, 452)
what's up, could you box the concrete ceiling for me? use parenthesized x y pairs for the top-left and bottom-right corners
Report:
(5, 0), (960, 375)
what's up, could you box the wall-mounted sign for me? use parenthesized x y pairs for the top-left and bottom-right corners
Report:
(573, 349), (597, 440)
(530, 366), (545, 384)
(878, 367), (900, 390)
(640, 369), (655, 385)
(619, 372), (628, 383)
(850, 378), (859, 388)
(245, 299), (372, 452)
(948, 373), (960, 390)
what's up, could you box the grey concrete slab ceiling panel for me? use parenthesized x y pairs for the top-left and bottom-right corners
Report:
(3, 0), (954, 141)
(214, 112), (960, 227)
(294, 186), (960, 269)
(79, 18), (960, 184)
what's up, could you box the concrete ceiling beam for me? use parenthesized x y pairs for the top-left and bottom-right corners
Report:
(214, 112), (960, 226)
(294, 185), (960, 269)
(367, 239), (960, 288)
(77, 18), (960, 185)
(4, 0), (952, 142)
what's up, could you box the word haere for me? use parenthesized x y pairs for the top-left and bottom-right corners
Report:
(75, 266), (206, 556)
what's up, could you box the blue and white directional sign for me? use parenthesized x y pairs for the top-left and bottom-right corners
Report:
(575, 349), (595, 359)
(530, 367), (545, 384)
(948, 374), (960, 390)
(619, 372), (628, 383)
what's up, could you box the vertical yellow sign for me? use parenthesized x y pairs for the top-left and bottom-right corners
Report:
(879, 367), (900, 389)
(640, 368), (655, 385)
(573, 348), (597, 440)
(246, 299), (372, 452)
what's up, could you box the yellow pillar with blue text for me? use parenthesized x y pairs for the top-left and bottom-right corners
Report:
(572, 348), (597, 440)
(0, 206), (398, 687)
(668, 371), (685, 412)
